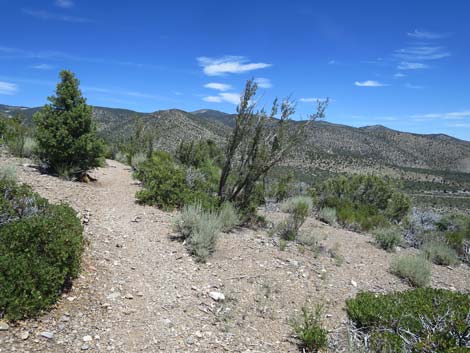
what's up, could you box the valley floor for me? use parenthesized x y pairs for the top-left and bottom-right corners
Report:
(1, 158), (469, 353)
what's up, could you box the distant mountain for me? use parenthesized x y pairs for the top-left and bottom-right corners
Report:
(2, 104), (470, 174)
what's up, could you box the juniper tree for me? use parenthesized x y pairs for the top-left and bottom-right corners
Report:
(218, 79), (327, 215)
(34, 70), (104, 178)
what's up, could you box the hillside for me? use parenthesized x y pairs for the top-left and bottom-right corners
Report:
(2, 104), (470, 174)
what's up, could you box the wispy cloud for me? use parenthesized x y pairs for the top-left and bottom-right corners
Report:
(83, 86), (170, 101)
(411, 111), (470, 121)
(448, 123), (470, 128)
(404, 83), (423, 89)
(254, 77), (272, 88)
(394, 46), (450, 61)
(394, 72), (406, 78)
(22, 8), (93, 23)
(299, 97), (329, 103)
(398, 61), (429, 70)
(354, 80), (387, 87)
(202, 92), (240, 105)
(55, 0), (74, 8)
(204, 82), (232, 91)
(0, 81), (18, 95)
(197, 56), (271, 76)
(30, 63), (54, 70)
(407, 29), (449, 40)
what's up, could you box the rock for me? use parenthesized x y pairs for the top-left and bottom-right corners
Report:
(209, 291), (225, 301)
(83, 335), (93, 342)
(20, 331), (30, 340)
(350, 280), (358, 287)
(124, 293), (134, 300)
(186, 336), (195, 345)
(163, 318), (173, 327)
(0, 320), (9, 331)
(81, 344), (90, 350)
(195, 331), (203, 338)
(40, 331), (54, 339)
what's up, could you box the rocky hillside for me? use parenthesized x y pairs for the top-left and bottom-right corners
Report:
(2, 104), (470, 173)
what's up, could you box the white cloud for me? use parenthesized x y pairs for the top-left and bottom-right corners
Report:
(197, 56), (271, 76)
(354, 80), (387, 87)
(254, 77), (272, 88)
(394, 72), (406, 78)
(398, 62), (429, 70)
(448, 123), (470, 128)
(202, 92), (240, 105)
(407, 29), (448, 40)
(412, 111), (470, 120)
(0, 81), (18, 95)
(394, 46), (450, 61)
(204, 82), (232, 91)
(299, 97), (328, 103)
(55, 0), (74, 8)
(30, 63), (54, 70)
(22, 9), (93, 23)
(328, 59), (336, 64)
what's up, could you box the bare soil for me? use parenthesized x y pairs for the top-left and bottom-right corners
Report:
(1, 158), (469, 353)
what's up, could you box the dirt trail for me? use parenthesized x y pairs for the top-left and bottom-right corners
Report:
(1, 158), (469, 353)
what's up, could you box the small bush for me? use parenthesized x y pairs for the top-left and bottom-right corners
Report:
(173, 203), (204, 240)
(22, 137), (37, 158)
(318, 207), (337, 225)
(0, 180), (83, 320)
(278, 196), (312, 241)
(373, 227), (402, 252)
(291, 305), (328, 352)
(390, 254), (431, 287)
(280, 196), (313, 214)
(218, 202), (240, 232)
(187, 210), (221, 262)
(0, 165), (16, 182)
(346, 288), (470, 352)
(422, 241), (459, 266)
(130, 152), (147, 170)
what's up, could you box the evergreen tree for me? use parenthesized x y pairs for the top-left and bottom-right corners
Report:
(34, 70), (104, 178)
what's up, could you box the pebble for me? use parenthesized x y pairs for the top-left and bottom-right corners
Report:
(0, 320), (9, 331)
(20, 331), (30, 340)
(81, 344), (90, 350)
(209, 291), (225, 301)
(40, 331), (54, 339)
(350, 280), (358, 287)
(83, 335), (93, 342)
(124, 293), (134, 299)
(186, 336), (195, 345)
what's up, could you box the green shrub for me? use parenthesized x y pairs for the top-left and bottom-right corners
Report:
(218, 202), (240, 232)
(278, 196), (312, 240)
(422, 241), (459, 266)
(0, 165), (16, 182)
(390, 254), (431, 287)
(176, 139), (223, 168)
(0, 180), (83, 320)
(187, 210), (221, 262)
(173, 203), (204, 240)
(130, 152), (147, 170)
(318, 207), (337, 225)
(373, 227), (402, 252)
(318, 175), (410, 231)
(291, 305), (328, 352)
(346, 288), (470, 352)
(22, 137), (37, 159)
(135, 151), (189, 210)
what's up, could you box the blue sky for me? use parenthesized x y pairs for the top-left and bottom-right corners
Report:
(1, 0), (469, 140)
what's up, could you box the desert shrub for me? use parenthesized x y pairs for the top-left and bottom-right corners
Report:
(176, 139), (223, 168)
(2, 114), (32, 158)
(318, 175), (411, 231)
(0, 180), (83, 320)
(135, 151), (189, 210)
(373, 227), (402, 252)
(186, 210), (221, 262)
(21, 136), (37, 158)
(318, 207), (337, 225)
(173, 203), (204, 240)
(0, 165), (16, 182)
(218, 202), (240, 232)
(422, 241), (459, 266)
(346, 288), (470, 352)
(291, 305), (328, 352)
(278, 196), (312, 240)
(34, 70), (105, 178)
(390, 254), (431, 287)
(130, 152), (147, 170)
(275, 172), (293, 202)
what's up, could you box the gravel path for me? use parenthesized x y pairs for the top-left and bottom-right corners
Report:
(1, 158), (469, 352)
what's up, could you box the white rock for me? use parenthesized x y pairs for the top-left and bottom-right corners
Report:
(20, 331), (30, 340)
(0, 321), (9, 331)
(40, 331), (54, 339)
(209, 291), (225, 301)
(83, 335), (93, 342)
(350, 280), (358, 287)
